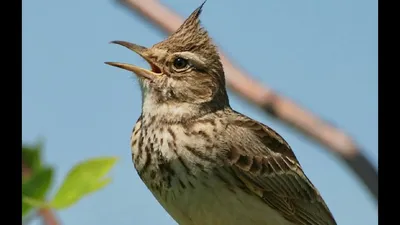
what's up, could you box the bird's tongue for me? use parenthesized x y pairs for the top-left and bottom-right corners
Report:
(150, 63), (161, 74)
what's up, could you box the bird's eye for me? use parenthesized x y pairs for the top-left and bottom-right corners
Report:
(172, 57), (188, 70)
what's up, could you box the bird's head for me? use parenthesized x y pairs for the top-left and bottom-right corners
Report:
(106, 1), (229, 122)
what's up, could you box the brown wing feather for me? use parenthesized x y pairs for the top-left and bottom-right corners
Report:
(225, 111), (337, 225)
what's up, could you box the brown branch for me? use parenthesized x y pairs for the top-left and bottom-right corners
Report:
(22, 161), (60, 225)
(116, 0), (378, 201)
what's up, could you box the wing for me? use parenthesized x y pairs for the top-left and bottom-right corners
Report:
(224, 111), (337, 225)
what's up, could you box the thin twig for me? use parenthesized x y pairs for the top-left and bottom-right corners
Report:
(116, 0), (378, 201)
(22, 161), (60, 225)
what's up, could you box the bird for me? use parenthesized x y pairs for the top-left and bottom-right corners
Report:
(105, 1), (337, 225)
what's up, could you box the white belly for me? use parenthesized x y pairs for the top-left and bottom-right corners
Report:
(147, 166), (295, 225)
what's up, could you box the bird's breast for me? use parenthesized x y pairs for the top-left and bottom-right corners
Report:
(130, 117), (294, 225)
(130, 115), (223, 189)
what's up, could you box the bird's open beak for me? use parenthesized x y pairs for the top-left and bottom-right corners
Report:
(105, 40), (162, 81)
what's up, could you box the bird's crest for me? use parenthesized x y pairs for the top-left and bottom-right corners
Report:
(153, 1), (217, 57)
(171, 1), (206, 40)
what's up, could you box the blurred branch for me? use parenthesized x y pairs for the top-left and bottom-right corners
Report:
(116, 0), (378, 201)
(22, 161), (60, 225)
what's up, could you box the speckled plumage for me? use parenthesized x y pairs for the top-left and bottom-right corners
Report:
(107, 2), (337, 225)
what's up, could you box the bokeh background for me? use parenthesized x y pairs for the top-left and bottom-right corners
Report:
(22, 0), (377, 224)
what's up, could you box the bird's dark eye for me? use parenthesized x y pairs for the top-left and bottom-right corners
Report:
(173, 57), (188, 70)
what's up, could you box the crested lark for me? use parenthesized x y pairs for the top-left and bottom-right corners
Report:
(106, 2), (337, 225)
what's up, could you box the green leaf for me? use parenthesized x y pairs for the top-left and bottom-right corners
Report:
(22, 167), (53, 216)
(22, 196), (49, 208)
(22, 141), (44, 173)
(50, 156), (118, 210)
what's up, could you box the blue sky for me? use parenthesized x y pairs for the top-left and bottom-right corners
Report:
(22, 0), (377, 224)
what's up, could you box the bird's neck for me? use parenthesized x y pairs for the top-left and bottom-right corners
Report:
(141, 94), (199, 124)
(140, 92), (228, 125)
